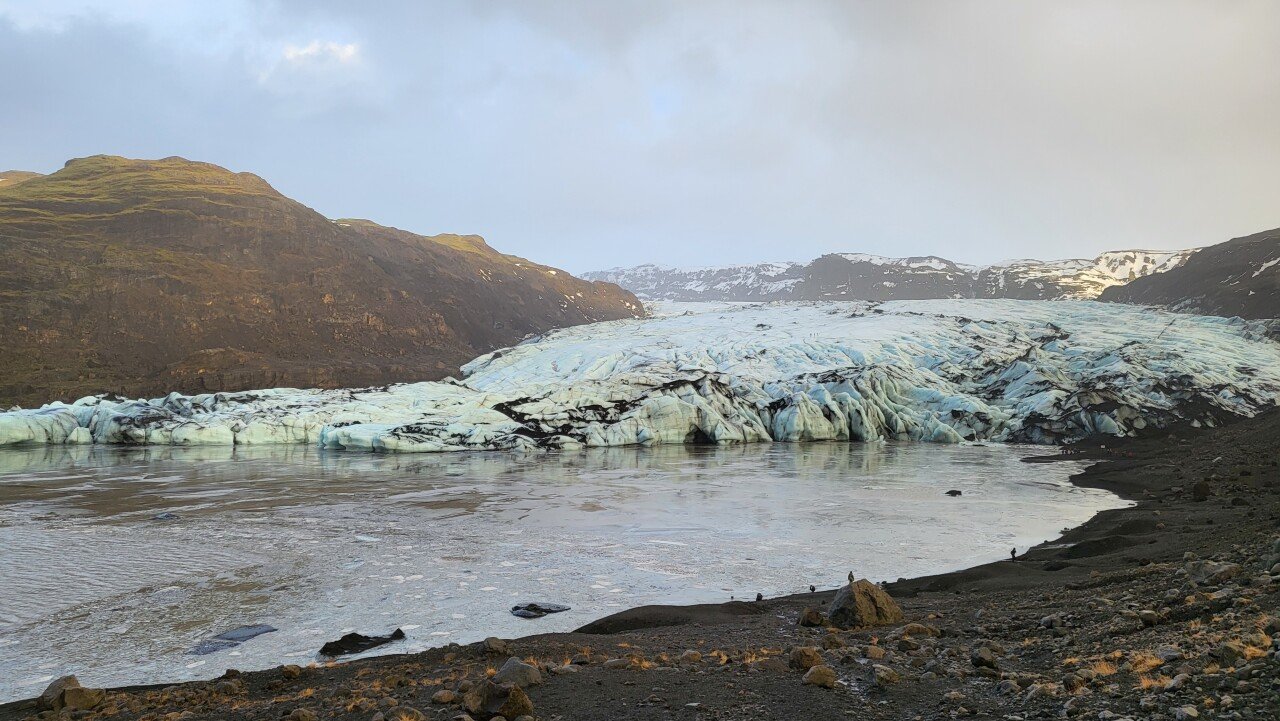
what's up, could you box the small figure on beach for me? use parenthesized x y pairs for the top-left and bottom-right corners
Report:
(847, 571), (855, 583)
(809, 585), (816, 593)
(755, 593), (763, 602)
(1010, 548), (1017, 561)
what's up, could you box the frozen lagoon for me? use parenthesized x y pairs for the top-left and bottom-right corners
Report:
(0, 441), (1127, 701)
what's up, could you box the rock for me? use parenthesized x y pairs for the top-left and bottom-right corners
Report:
(820, 634), (846, 650)
(945, 489), (963, 496)
(432, 689), (457, 704)
(1062, 674), (1085, 693)
(1213, 641), (1246, 667)
(287, 709), (318, 721)
(863, 645), (886, 660)
(1139, 609), (1159, 626)
(510, 602), (570, 619)
(752, 657), (789, 673)
(320, 628), (406, 656)
(788, 646), (823, 671)
(462, 680), (533, 720)
(996, 679), (1021, 695)
(679, 650), (702, 664)
(943, 690), (965, 703)
(802, 665), (837, 688)
(970, 646), (998, 669)
(482, 637), (510, 655)
(1173, 706), (1199, 720)
(189, 624), (278, 655)
(901, 622), (939, 637)
(281, 664), (303, 679)
(492, 657), (542, 688)
(385, 707), (427, 721)
(603, 658), (631, 670)
(38, 676), (81, 711)
(872, 664), (900, 686)
(1184, 559), (1241, 585)
(797, 607), (825, 627)
(1191, 480), (1211, 501)
(827, 579), (904, 629)
(61, 686), (105, 711)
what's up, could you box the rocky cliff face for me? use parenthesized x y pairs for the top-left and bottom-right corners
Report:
(1099, 228), (1280, 319)
(586, 249), (1197, 302)
(0, 155), (641, 406)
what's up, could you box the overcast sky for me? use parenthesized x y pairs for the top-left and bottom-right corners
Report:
(2, 1), (1278, 272)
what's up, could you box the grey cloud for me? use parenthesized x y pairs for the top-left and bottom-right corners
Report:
(1, 0), (1277, 272)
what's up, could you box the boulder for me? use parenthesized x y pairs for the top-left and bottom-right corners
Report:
(788, 646), (824, 671)
(462, 681), (533, 720)
(901, 622), (940, 637)
(802, 665), (837, 688)
(797, 607), (825, 627)
(39, 676), (80, 711)
(872, 664), (901, 686)
(970, 647), (998, 669)
(385, 707), (427, 721)
(492, 657), (542, 688)
(38, 676), (103, 712)
(61, 686), (105, 711)
(826, 579), (904, 629)
(432, 689), (457, 704)
(1185, 560), (1241, 585)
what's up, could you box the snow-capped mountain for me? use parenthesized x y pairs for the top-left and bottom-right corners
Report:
(1101, 228), (1279, 319)
(584, 249), (1197, 302)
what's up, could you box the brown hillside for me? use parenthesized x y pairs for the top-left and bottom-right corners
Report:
(0, 155), (641, 406)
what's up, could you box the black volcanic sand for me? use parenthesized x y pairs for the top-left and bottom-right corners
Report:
(6, 415), (1279, 720)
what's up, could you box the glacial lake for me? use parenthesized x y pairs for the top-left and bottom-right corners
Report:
(0, 441), (1127, 701)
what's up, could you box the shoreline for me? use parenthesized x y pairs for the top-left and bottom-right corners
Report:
(4, 415), (1278, 719)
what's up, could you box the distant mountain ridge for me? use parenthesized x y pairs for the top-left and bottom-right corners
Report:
(586, 249), (1196, 302)
(0, 155), (641, 407)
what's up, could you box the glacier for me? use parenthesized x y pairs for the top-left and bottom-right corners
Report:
(1, 300), (1277, 451)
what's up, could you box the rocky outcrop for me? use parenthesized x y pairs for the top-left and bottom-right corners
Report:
(0, 156), (641, 407)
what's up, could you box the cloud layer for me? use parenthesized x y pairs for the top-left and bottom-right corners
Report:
(2, 0), (1277, 271)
